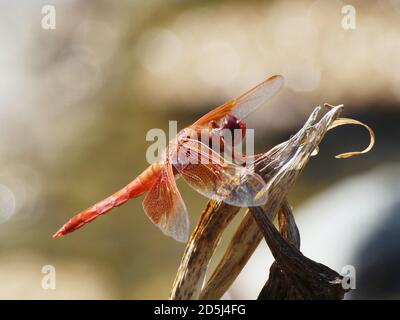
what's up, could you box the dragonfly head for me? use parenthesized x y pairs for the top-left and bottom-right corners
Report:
(221, 115), (247, 143)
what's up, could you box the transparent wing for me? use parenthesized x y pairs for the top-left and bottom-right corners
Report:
(194, 75), (284, 126)
(143, 161), (189, 243)
(172, 139), (268, 207)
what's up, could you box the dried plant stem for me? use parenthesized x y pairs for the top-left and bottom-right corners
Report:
(257, 200), (301, 299)
(199, 209), (263, 299)
(170, 201), (240, 300)
(200, 200), (294, 300)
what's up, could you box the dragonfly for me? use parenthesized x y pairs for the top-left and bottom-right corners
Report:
(53, 75), (284, 242)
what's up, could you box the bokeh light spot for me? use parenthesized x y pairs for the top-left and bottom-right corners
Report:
(196, 41), (241, 87)
(137, 28), (184, 77)
(284, 62), (321, 92)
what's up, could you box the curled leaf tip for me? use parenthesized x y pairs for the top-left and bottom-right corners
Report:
(328, 117), (375, 159)
(324, 103), (343, 110)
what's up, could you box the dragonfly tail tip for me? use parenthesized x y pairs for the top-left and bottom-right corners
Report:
(52, 229), (65, 238)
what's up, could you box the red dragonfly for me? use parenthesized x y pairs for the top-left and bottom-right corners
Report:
(53, 75), (284, 242)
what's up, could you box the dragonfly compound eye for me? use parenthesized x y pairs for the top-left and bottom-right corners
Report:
(222, 115), (246, 134)
(222, 115), (240, 130)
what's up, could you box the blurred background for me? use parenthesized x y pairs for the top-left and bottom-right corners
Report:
(0, 0), (399, 299)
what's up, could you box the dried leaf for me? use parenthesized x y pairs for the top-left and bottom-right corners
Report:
(254, 205), (347, 300)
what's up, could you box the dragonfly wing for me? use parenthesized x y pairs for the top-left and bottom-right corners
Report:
(143, 162), (189, 243)
(194, 75), (284, 126)
(172, 139), (268, 207)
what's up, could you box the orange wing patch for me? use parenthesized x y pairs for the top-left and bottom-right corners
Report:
(143, 162), (189, 243)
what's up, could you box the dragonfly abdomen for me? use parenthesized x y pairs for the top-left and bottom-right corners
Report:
(53, 163), (163, 238)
